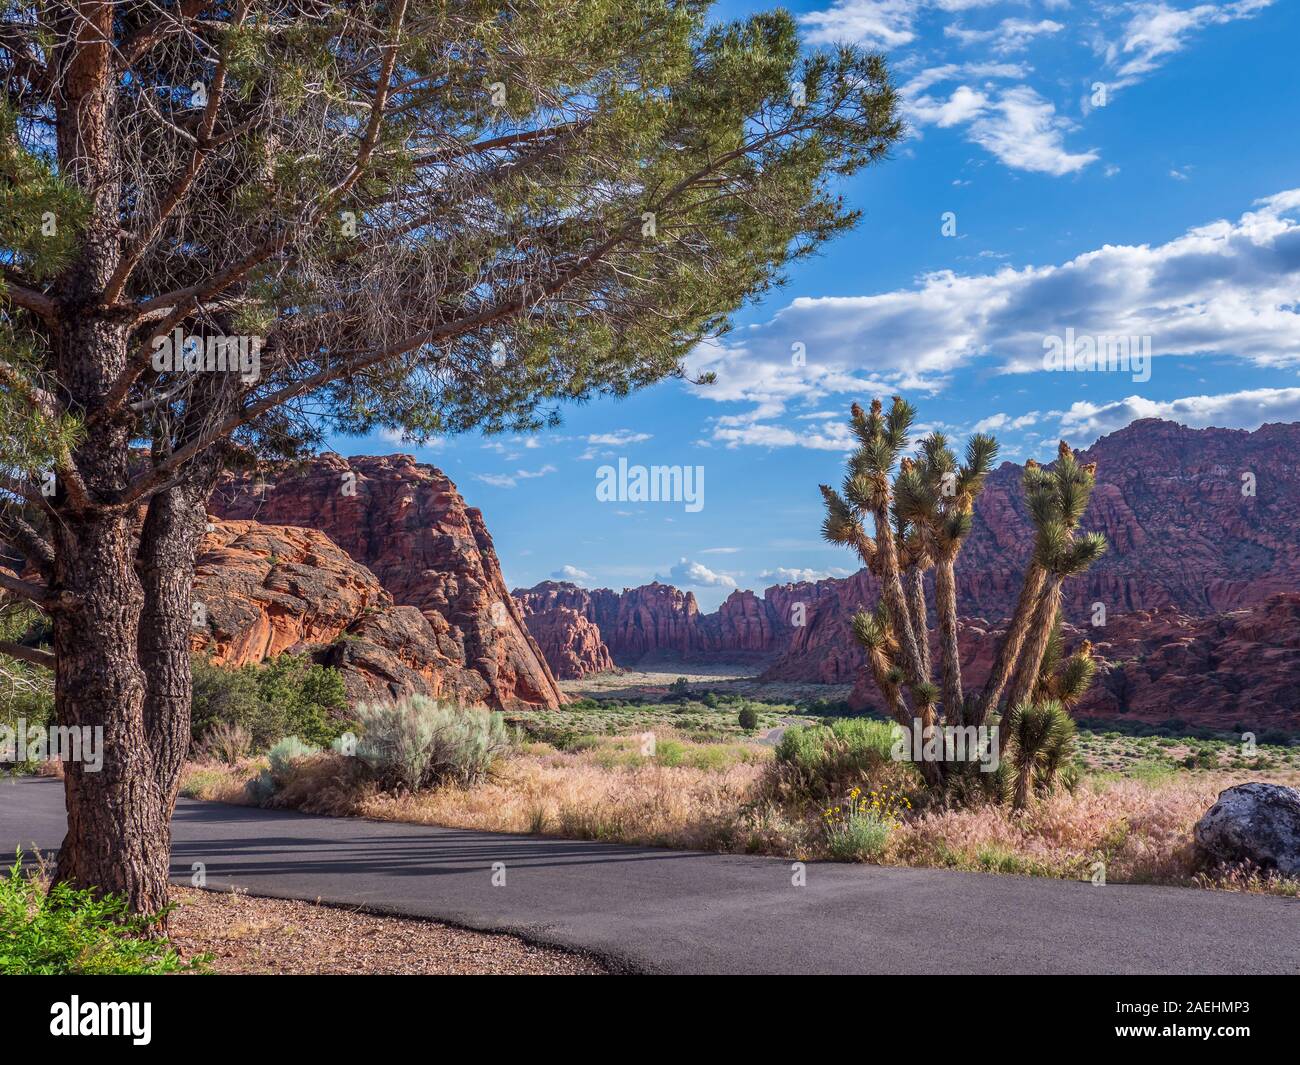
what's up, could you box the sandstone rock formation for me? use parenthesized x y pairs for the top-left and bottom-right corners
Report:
(1194, 783), (1300, 876)
(207, 454), (563, 709)
(524, 605), (615, 679)
(192, 520), (491, 707)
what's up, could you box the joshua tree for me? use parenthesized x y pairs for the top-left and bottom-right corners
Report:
(820, 401), (1106, 790)
(1001, 699), (1076, 811)
(969, 444), (1102, 726)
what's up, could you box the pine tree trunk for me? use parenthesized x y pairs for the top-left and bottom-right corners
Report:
(1002, 577), (1063, 715)
(972, 561), (1046, 726)
(52, 502), (170, 915)
(137, 454), (224, 819)
(934, 555), (962, 725)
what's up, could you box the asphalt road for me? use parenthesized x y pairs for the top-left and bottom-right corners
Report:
(4, 775), (1296, 974)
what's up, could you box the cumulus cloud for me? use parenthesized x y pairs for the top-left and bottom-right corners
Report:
(551, 564), (591, 583)
(972, 411), (1041, 433)
(966, 86), (1098, 175)
(799, 0), (923, 49)
(759, 567), (854, 584)
(687, 189), (1300, 441)
(1058, 387), (1300, 440)
(660, 558), (738, 589)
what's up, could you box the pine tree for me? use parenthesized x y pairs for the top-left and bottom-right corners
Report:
(0, 1), (903, 916)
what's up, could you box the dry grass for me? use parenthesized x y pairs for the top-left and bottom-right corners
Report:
(362, 736), (765, 849)
(183, 738), (1300, 897)
(891, 770), (1300, 893)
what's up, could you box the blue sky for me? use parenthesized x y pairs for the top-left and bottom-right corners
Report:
(329, 0), (1300, 610)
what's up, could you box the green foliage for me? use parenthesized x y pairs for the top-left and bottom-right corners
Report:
(738, 705), (759, 731)
(0, 855), (204, 975)
(772, 718), (914, 804)
(825, 809), (894, 862)
(1001, 699), (1078, 810)
(191, 653), (349, 751)
(355, 695), (511, 792)
(0, 606), (53, 774)
(245, 736), (323, 805)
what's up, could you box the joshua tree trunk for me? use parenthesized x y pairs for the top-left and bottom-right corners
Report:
(873, 501), (926, 688)
(1002, 577), (1063, 715)
(908, 566), (930, 679)
(1012, 760), (1034, 811)
(972, 562), (1046, 726)
(933, 555), (962, 725)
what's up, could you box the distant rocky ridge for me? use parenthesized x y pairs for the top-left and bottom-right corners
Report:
(514, 419), (1300, 730)
(205, 454), (564, 710)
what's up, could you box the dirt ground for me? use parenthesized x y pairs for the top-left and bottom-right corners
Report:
(167, 886), (607, 975)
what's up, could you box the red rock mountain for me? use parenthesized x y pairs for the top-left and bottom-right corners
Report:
(515, 420), (1300, 729)
(206, 454), (564, 710)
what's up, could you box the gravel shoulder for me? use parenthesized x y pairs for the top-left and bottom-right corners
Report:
(168, 886), (606, 975)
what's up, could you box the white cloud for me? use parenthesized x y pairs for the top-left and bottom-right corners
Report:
(660, 558), (738, 589)
(1058, 387), (1300, 440)
(759, 567), (853, 584)
(688, 189), (1300, 434)
(946, 17), (1064, 53)
(900, 67), (1095, 176)
(972, 411), (1041, 433)
(712, 419), (858, 451)
(799, 0), (922, 49)
(700, 547), (742, 554)
(586, 430), (652, 446)
(551, 564), (591, 584)
(968, 86), (1098, 176)
(378, 428), (445, 448)
(473, 464), (557, 488)
(1102, 1), (1274, 88)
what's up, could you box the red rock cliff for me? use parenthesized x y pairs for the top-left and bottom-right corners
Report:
(208, 454), (564, 709)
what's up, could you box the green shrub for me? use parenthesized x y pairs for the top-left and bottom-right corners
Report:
(191, 653), (349, 751)
(246, 736), (322, 804)
(737, 705), (759, 731)
(772, 718), (906, 804)
(826, 809), (894, 861)
(355, 695), (511, 791)
(0, 855), (204, 974)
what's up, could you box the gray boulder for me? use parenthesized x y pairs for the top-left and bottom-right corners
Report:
(1193, 782), (1300, 876)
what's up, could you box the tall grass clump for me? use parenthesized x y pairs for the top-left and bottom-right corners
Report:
(355, 695), (511, 792)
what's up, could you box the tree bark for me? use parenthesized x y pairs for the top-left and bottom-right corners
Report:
(873, 502), (925, 689)
(972, 562), (1046, 727)
(52, 497), (170, 914)
(934, 555), (962, 727)
(137, 451), (224, 819)
(1002, 577), (1063, 716)
(907, 565), (930, 680)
